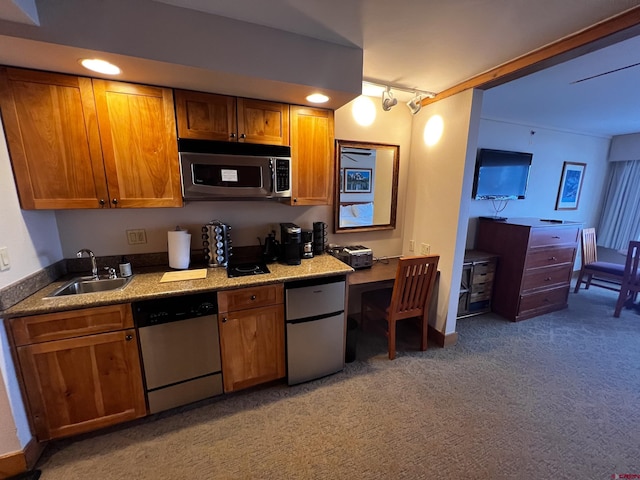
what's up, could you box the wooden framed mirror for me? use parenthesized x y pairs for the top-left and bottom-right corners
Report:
(334, 140), (400, 233)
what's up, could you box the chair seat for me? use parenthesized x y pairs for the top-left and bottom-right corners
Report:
(587, 261), (625, 275)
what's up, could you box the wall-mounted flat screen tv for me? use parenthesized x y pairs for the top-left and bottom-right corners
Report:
(472, 148), (533, 200)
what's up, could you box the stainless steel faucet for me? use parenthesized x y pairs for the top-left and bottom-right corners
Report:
(77, 249), (98, 280)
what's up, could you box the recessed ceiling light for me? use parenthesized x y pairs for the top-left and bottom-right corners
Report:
(306, 93), (329, 103)
(80, 59), (121, 75)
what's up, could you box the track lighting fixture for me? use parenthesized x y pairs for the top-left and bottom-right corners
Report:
(406, 92), (425, 115)
(382, 86), (397, 111)
(362, 80), (436, 114)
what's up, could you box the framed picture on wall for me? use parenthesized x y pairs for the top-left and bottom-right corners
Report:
(344, 168), (372, 193)
(555, 161), (586, 210)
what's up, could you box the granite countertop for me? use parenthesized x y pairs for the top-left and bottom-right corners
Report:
(3, 255), (354, 318)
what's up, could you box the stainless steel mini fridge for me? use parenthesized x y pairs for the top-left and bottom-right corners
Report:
(285, 276), (346, 385)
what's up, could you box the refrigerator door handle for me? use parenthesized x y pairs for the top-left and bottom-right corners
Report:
(287, 310), (344, 325)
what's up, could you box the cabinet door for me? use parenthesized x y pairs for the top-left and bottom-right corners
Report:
(237, 98), (289, 145)
(174, 89), (237, 141)
(289, 105), (334, 205)
(93, 80), (182, 208)
(0, 67), (108, 209)
(17, 329), (146, 441)
(218, 304), (285, 392)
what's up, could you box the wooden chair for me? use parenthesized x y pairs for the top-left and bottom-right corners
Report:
(614, 241), (640, 317)
(361, 255), (439, 360)
(574, 228), (625, 293)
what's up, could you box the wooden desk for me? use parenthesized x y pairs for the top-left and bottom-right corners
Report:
(348, 257), (398, 287)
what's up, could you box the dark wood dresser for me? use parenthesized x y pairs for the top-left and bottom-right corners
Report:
(475, 218), (581, 321)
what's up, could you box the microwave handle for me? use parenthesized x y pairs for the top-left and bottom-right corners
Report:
(269, 159), (275, 194)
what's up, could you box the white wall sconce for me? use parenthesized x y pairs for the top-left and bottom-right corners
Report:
(407, 93), (426, 115)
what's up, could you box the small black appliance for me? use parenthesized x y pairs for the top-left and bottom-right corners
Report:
(280, 222), (302, 265)
(301, 229), (314, 259)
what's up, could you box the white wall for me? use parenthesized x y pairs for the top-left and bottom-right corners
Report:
(467, 119), (611, 248)
(403, 89), (484, 336)
(0, 118), (64, 452)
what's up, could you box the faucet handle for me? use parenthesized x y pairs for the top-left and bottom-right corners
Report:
(104, 267), (118, 279)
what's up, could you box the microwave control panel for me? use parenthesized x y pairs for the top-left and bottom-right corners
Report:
(275, 158), (290, 193)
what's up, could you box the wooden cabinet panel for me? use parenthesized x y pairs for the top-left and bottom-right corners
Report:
(525, 247), (576, 269)
(217, 284), (283, 312)
(289, 105), (334, 205)
(528, 226), (580, 247)
(17, 329), (146, 441)
(218, 304), (285, 392)
(237, 98), (289, 145)
(0, 67), (108, 209)
(174, 89), (236, 141)
(93, 80), (182, 208)
(522, 264), (573, 292)
(518, 286), (570, 318)
(11, 304), (133, 347)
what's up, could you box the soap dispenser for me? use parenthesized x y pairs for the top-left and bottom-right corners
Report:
(119, 256), (132, 277)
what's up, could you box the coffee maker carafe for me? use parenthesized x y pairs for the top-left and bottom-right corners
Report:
(280, 223), (302, 265)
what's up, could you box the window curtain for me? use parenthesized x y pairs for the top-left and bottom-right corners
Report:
(597, 160), (640, 249)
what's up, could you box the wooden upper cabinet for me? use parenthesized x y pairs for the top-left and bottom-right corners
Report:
(174, 89), (236, 141)
(289, 105), (334, 205)
(0, 67), (108, 209)
(237, 98), (289, 145)
(93, 80), (182, 208)
(174, 90), (289, 145)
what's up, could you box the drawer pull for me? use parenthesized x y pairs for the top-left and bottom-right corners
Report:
(545, 277), (552, 281)
(551, 235), (560, 239)
(250, 295), (257, 300)
(125, 335), (133, 341)
(548, 256), (557, 261)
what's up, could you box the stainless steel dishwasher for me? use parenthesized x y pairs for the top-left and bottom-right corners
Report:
(133, 292), (223, 413)
(285, 276), (346, 385)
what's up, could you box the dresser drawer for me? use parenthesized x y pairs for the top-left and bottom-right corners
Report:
(518, 285), (569, 315)
(529, 226), (579, 248)
(218, 283), (283, 312)
(522, 265), (572, 292)
(525, 246), (576, 269)
(470, 289), (492, 303)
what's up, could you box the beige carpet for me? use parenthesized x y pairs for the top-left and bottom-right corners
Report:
(36, 286), (640, 479)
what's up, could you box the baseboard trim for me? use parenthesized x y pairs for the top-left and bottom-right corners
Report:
(428, 325), (458, 347)
(0, 438), (45, 478)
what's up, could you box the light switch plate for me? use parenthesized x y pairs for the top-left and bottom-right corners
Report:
(0, 247), (10, 271)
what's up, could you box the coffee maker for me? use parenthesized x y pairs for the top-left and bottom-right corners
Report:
(280, 223), (302, 265)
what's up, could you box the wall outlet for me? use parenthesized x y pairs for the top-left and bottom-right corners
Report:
(126, 229), (147, 245)
(0, 247), (9, 271)
(420, 243), (431, 255)
(409, 240), (415, 252)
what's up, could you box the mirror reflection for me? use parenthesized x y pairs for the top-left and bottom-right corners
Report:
(334, 140), (399, 233)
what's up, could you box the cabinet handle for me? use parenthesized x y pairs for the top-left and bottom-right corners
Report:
(99, 199), (106, 207)
(112, 198), (119, 206)
(222, 317), (228, 323)
(250, 295), (257, 300)
(125, 334), (133, 341)
(240, 133), (246, 139)
(230, 133), (236, 139)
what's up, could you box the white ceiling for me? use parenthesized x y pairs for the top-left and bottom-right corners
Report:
(1, 0), (640, 137)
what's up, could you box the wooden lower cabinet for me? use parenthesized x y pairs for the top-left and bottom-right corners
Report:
(218, 285), (286, 392)
(457, 250), (498, 318)
(10, 305), (146, 441)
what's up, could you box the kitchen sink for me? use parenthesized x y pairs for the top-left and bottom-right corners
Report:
(47, 276), (133, 297)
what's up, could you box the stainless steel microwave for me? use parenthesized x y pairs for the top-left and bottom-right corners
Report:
(179, 139), (292, 201)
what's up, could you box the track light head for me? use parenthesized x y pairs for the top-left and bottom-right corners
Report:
(406, 93), (424, 115)
(382, 86), (397, 111)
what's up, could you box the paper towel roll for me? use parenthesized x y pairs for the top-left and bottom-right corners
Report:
(168, 230), (191, 270)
